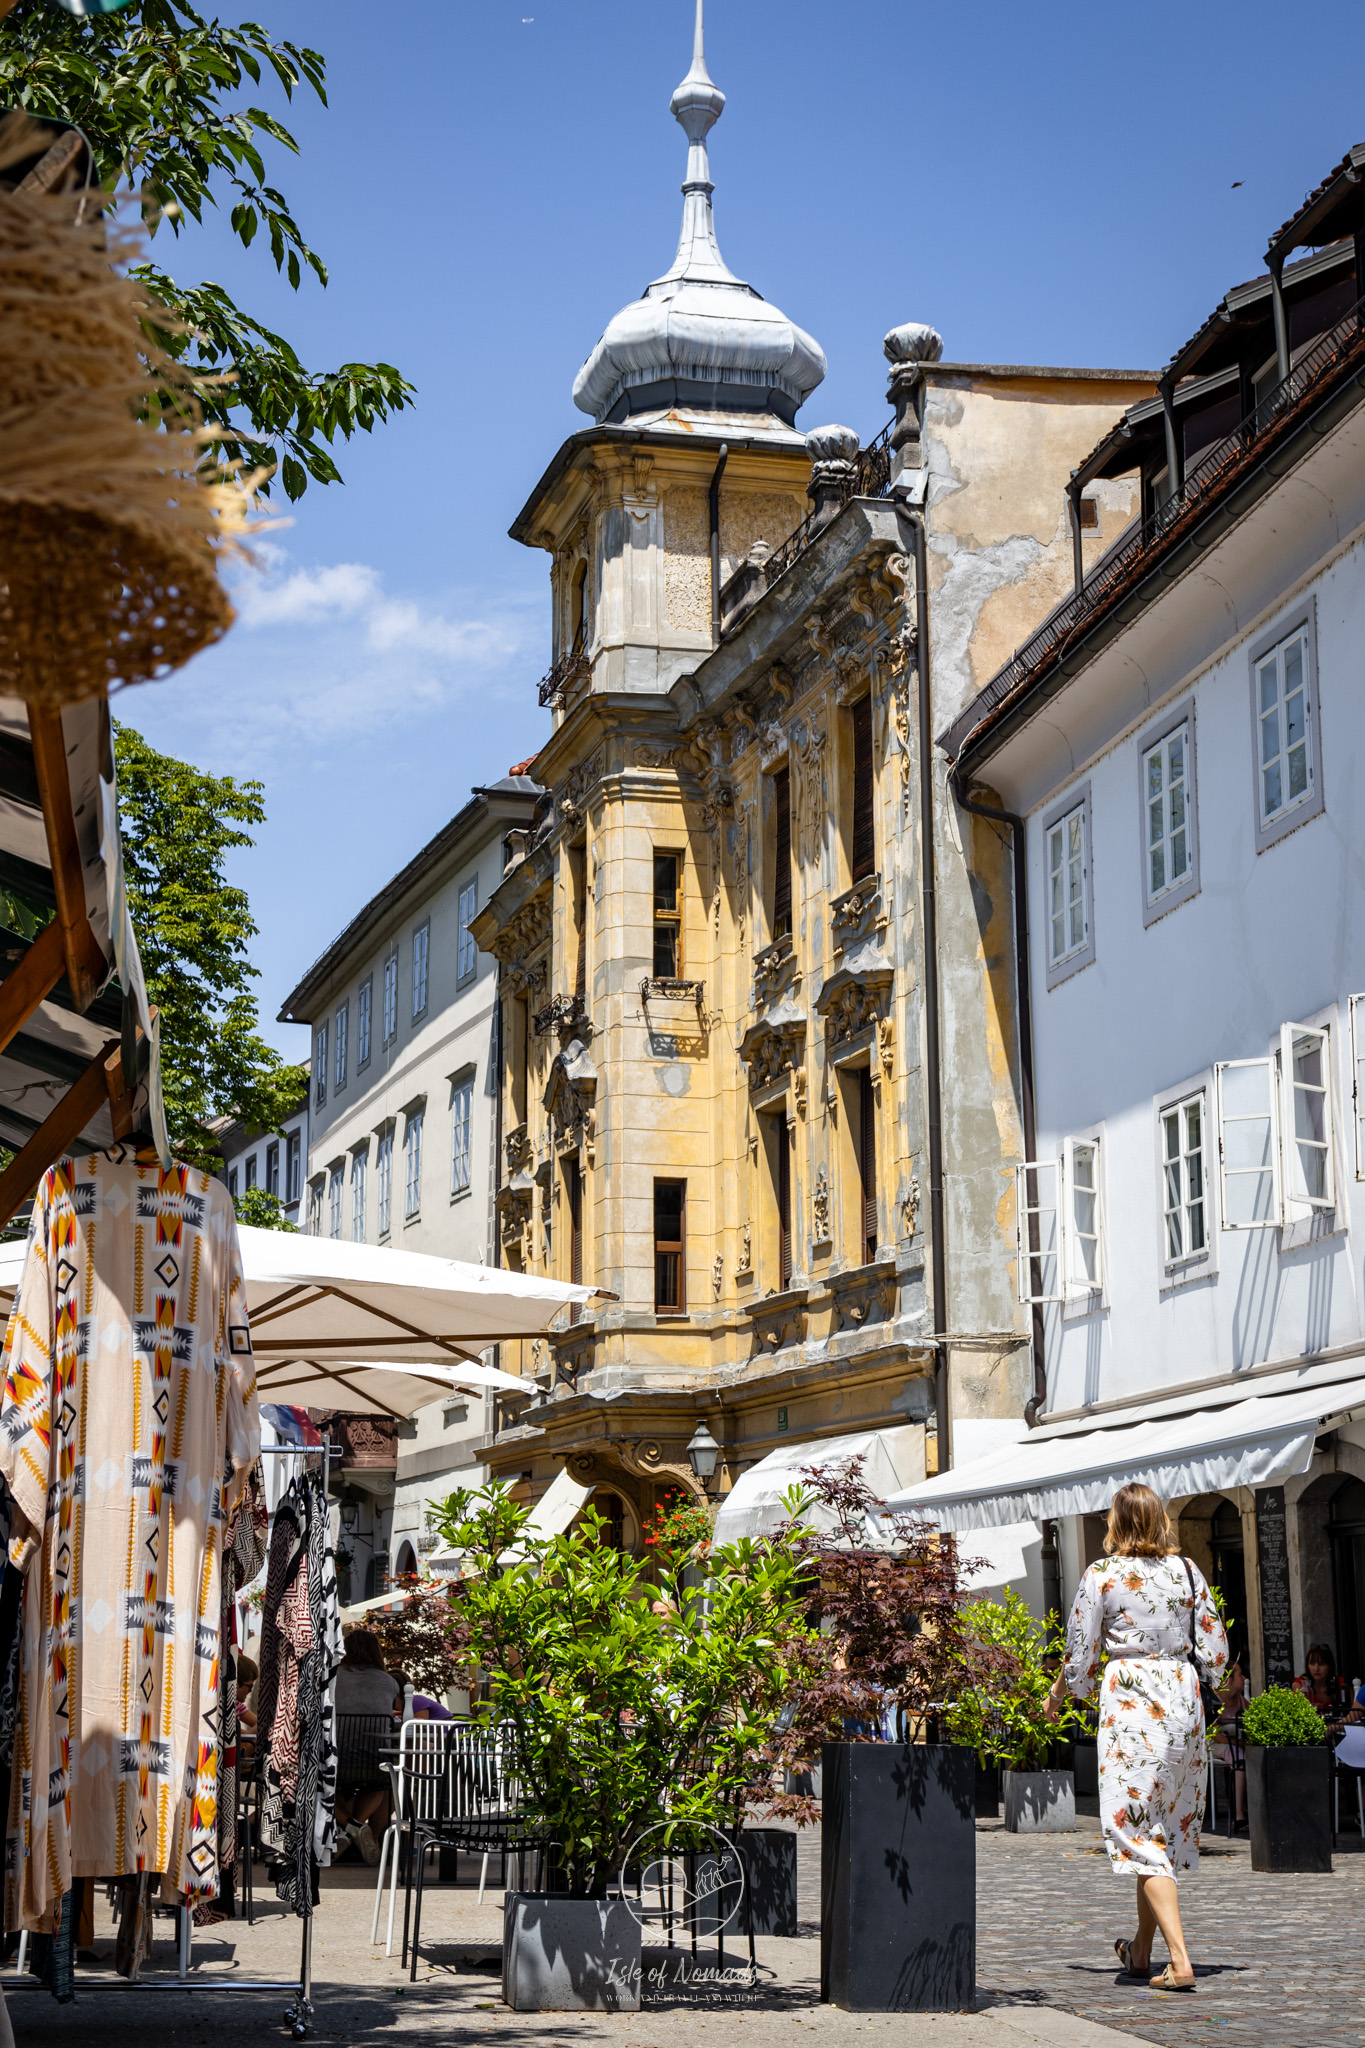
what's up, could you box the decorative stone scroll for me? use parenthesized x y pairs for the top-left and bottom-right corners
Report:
(829, 873), (886, 958)
(739, 1013), (807, 1097)
(543, 1035), (598, 1162)
(816, 965), (894, 1057)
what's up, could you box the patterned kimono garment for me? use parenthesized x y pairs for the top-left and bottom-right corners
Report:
(0, 1151), (259, 1931)
(1063, 1554), (1229, 1883)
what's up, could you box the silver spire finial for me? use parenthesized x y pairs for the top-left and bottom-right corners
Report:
(660, 0), (740, 289)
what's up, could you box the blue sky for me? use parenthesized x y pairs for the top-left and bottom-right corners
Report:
(122, 0), (1365, 1059)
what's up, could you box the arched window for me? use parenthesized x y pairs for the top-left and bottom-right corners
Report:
(395, 1540), (417, 1580)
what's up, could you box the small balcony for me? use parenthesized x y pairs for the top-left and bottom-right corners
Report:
(537, 648), (591, 710)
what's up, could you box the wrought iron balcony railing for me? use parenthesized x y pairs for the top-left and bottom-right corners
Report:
(536, 647), (590, 710)
(718, 418), (897, 630)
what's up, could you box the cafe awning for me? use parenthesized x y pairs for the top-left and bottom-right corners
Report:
(712, 1425), (925, 1545)
(884, 1367), (1365, 1532)
(426, 1464), (594, 1578)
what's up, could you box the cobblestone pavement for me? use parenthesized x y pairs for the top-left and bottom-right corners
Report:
(6, 1817), (1359, 2048)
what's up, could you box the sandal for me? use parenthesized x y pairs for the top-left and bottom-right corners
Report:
(1114, 1939), (1149, 1979)
(1150, 1964), (1197, 1993)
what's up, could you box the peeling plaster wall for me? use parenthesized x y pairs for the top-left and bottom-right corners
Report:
(920, 370), (1151, 1430)
(921, 373), (1150, 730)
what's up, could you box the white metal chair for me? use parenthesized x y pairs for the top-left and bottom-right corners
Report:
(370, 1718), (451, 1956)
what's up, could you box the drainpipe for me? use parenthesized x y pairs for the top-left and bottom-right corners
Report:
(948, 768), (1048, 1428)
(1269, 253), (1291, 385)
(910, 516), (950, 1469)
(1066, 476), (1085, 597)
(708, 443), (729, 646)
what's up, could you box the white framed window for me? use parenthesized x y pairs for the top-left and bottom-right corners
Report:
(1161, 1092), (1208, 1265)
(307, 1176), (324, 1236)
(1350, 993), (1365, 1181)
(450, 1076), (473, 1196)
(335, 1001), (348, 1091)
(1280, 1021), (1334, 1215)
(350, 1147), (367, 1242)
(265, 1143), (279, 1197)
(412, 922), (430, 1020)
(1215, 1056), (1281, 1228)
(286, 1131), (301, 1205)
(328, 1164), (343, 1240)
(244, 1154), (257, 1191)
(376, 1125), (394, 1237)
(1015, 1159), (1063, 1303)
(357, 977), (372, 1070)
(227, 1165), (239, 1201)
(1250, 612), (1323, 852)
(457, 879), (478, 986)
(1064, 1135), (1103, 1297)
(383, 952), (398, 1044)
(404, 1106), (424, 1220)
(1042, 785), (1094, 988)
(313, 1022), (327, 1108)
(1139, 703), (1199, 922)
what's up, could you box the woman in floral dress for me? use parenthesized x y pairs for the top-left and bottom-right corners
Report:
(1045, 1483), (1228, 1994)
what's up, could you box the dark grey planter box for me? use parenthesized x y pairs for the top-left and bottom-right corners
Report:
(684, 1828), (798, 1938)
(502, 1893), (641, 2011)
(1247, 1745), (1331, 1873)
(821, 1741), (975, 2012)
(972, 1756), (1000, 1819)
(1003, 1768), (1074, 1833)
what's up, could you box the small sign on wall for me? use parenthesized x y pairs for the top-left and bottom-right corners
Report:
(1255, 1485), (1295, 1686)
(777, 1407), (788, 1433)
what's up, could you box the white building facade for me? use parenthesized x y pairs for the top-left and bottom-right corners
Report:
(938, 147), (1365, 1697)
(278, 773), (540, 1587)
(215, 1089), (310, 1226)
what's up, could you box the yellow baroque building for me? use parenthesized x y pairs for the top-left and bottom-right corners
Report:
(472, 8), (1153, 1553)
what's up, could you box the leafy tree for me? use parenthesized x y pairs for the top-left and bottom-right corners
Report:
(234, 1185), (296, 1232)
(942, 1591), (1082, 1771)
(114, 722), (301, 1167)
(437, 1484), (817, 1898)
(0, 0), (415, 499)
(366, 1581), (466, 1702)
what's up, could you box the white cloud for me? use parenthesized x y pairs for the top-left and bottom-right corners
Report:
(235, 560), (382, 629)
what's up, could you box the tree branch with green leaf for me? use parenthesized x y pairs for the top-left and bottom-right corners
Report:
(0, 0), (414, 498)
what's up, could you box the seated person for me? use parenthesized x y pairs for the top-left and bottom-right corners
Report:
(389, 1668), (452, 1721)
(1294, 1642), (1340, 1719)
(334, 1630), (400, 1862)
(236, 1652), (258, 1737)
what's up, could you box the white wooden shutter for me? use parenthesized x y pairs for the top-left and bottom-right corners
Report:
(1280, 1021), (1335, 1214)
(1349, 995), (1365, 1181)
(1063, 1136), (1102, 1295)
(1016, 1160), (1063, 1303)
(1215, 1057), (1281, 1228)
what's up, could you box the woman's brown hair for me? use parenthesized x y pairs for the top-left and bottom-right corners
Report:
(341, 1627), (385, 1670)
(1103, 1482), (1176, 1558)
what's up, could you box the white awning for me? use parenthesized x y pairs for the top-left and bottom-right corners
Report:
(885, 1372), (1365, 1531)
(427, 1465), (595, 1578)
(958, 1520), (1042, 1590)
(713, 1425), (925, 1545)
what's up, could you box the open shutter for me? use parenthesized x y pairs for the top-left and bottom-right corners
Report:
(1216, 1057), (1281, 1228)
(1063, 1136), (1102, 1296)
(1351, 995), (1365, 1180)
(1280, 1021), (1335, 1215)
(1015, 1159), (1063, 1303)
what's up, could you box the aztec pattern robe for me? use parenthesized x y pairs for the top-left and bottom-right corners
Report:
(0, 1149), (259, 1931)
(1063, 1553), (1229, 1882)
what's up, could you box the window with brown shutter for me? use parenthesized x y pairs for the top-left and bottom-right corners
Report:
(776, 1116), (792, 1289)
(772, 768), (792, 938)
(654, 1179), (686, 1314)
(858, 1066), (877, 1264)
(567, 1158), (583, 1319)
(653, 852), (682, 977)
(851, 695), (875, 883)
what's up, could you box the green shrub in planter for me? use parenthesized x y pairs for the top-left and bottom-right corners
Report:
(944, 1591), (1083, 1770)
(1242, 1686), (1326, 1747)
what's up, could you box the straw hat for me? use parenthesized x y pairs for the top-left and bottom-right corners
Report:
(0, 113), (249, 706)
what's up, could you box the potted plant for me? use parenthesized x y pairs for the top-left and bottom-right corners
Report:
(763, 1460), (1009, 2015)
(436, 1483), (814, 2012)
(1242, 1686), (1330, 1873)
(945, 1592), (1082, 1834)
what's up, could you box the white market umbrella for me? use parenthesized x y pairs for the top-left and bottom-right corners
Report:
(0, 1227), (589, 1419)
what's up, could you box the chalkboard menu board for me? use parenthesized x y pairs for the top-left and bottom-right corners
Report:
(1256, 1486), (1295, 1686)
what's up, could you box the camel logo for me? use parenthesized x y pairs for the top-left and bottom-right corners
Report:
(620, 1822), (746, 1938)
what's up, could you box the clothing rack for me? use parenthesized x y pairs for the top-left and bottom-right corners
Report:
(8, 1438), (334, 2040)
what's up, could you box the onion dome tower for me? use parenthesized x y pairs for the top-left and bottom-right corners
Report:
(572, 0), (826, 428)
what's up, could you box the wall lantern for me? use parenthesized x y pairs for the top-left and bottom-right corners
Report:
(686, 1420), (721, 1485)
